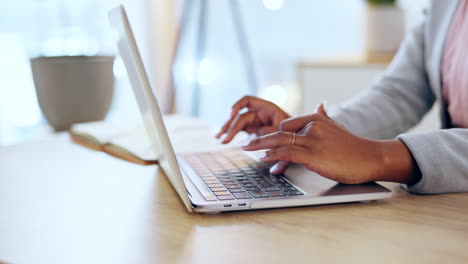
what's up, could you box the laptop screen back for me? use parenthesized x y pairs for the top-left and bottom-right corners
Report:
(108, 5), (192, 212)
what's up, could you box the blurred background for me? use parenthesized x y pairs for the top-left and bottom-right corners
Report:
(0, 0), (431, 146)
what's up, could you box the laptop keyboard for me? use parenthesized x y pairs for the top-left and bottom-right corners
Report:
(181, 149), (304, 201)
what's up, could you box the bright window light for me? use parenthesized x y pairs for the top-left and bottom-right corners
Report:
(181, 58), (217, 85)
(259, 84), (287, 107)
(263, 0), (284, 11)
(0, 33), (41, 128)
(259, 83), (300, 114)
(198, 58), (216, 85)
(113, 57), (127, 79)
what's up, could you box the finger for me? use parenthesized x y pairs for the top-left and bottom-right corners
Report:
(269, 161), (290, 175)
(222, 111), (257, 144)
(316, 103), (330, 119)
(216, 117), (235, 138)
(230, 96), (265, 119)
(256, 126), (277, 136)
(279, 113), (326, 133)
(244, 125), (259, 135)
(242, 132), (307, 151)
(259, 145), (311, 165)
(217, 96), (258, 138)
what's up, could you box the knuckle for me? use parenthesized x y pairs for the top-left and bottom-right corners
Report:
(275, 131), (289, 143)
(308, 123), (323, 137)
(274, 131), (285, 137)
(279, 120), (288, 131)
(279, 118), (291, 131)
(242, 95), (254, 102)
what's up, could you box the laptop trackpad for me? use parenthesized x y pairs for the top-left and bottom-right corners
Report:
(283, 164), (390, 197)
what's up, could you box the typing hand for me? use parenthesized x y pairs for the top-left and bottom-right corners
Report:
(215, 96), (290, 144)
(241, 104), (390, 184)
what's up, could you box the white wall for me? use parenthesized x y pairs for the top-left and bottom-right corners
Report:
(173, 0), (432, 126)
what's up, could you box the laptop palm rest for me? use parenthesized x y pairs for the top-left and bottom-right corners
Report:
(250, 164), (391, 209)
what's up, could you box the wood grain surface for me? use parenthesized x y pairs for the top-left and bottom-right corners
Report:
(1, 135), (467, 264)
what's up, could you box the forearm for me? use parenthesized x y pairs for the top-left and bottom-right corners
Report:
(374, 139), (422, 185)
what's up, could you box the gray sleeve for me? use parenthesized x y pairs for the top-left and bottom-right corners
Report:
(329, 18), (435, 140)
(398, 129), (468, 194)
(326, 7), (468, 194)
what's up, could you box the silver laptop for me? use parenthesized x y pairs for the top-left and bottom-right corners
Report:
(108, 5), (391, 213)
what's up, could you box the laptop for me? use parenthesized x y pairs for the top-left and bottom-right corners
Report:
(108, 5), (391, 213)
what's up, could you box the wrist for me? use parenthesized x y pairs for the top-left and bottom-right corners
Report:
(376, 139), (422, 184)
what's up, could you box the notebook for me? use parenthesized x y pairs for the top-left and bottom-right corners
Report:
(69, 115), (231, 165)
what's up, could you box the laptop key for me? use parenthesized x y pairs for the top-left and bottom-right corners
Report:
(233, 192), (252, 199)
(218, 195), (235, 200)
(268, 191), (286, 197)
(228, 172), (245, 176)
(228, 188), (245, 193)
(201, 177), (217, 181)
(258, 183), (274, 188)
(207, 183), (223, 188)
(225, 184), (241, 188)
(244, 186), (260, 191)
(249, 190), (269, 198)
(263, 187), (280, 192)
(204, 180), (219, 184)
(203, 194), (218, 201)
(239, 181), (254, 185)
(214, 191), (231, 196)
(210, 187), (227, 192)
(221, 180), (237, 184)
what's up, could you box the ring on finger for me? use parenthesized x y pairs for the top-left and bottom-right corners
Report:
(291, 132), (296, 146)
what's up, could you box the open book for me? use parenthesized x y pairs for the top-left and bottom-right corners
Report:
(69, 115), (226, 165)
(70, 121), (158, 165)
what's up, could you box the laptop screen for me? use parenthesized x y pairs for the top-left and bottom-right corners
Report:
(108, 5), (193, 212)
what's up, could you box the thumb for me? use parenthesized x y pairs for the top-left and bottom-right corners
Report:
(315, 103), (330, 119)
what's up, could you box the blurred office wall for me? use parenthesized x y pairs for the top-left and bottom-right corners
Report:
(174, 0), (430, 126)
(0, 0), (429, 146)
(0, 0), (154, 145)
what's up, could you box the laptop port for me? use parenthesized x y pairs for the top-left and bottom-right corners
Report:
(223, 204), (232, 207)
(238, 203), (246, 206)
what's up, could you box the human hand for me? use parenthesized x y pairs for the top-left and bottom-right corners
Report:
(241, 104), (420, 185)
(215, 96), (290, 144)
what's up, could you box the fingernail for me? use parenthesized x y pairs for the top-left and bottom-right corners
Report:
(269, 163), (281, 175)
(238, 139), (250, 147)
(256, 152), (267, 159)
(218, 134), (227, 143)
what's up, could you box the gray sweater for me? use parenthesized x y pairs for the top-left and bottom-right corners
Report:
(329, 0), (468, 194)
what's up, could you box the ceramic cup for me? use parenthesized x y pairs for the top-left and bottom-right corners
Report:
(31, 56), (115, 131)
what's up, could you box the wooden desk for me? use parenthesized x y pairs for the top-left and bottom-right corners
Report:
(1, 135), (468, 264)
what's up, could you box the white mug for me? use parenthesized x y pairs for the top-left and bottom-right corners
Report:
(31, 56), (115, 131)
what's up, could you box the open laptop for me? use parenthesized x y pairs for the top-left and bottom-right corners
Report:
(108, 5), (391, 213)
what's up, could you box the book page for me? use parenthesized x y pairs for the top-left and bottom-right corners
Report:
(70, 115), (249, 162)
